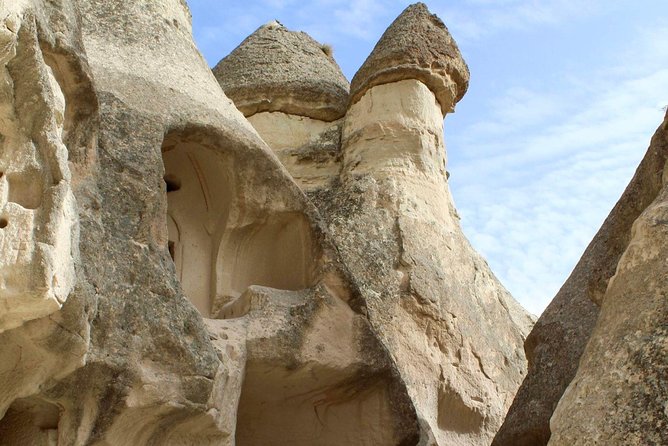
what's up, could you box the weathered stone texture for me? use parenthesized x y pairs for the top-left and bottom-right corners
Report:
(494, 111), (668, 446)
(0, 6), (77, 333)
(4, 1), (664, 446)
(547, 113), (668, 445)
(325, 74), (533, 445)
(0, 1), (420, 444)
(213, 21), (350, 122)
(350, 2), (470, 115)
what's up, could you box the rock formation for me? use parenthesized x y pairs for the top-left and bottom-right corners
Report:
(549, 112), (668, 445)
(0, 2), (77, 333)
(216, 4), (534, 445)
(1, 0), (664, 445)
(493, 112), (668, 445)
(213, 22), (348, 195)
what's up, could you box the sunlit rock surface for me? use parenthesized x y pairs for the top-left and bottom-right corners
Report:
(1, 1), (663, 445)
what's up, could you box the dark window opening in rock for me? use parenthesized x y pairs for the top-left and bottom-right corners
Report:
(236, 362), (401, 446)
(168, 240), (176, 261)
(0, 218), (8, 229)
(164, 174), (181, 192)
(0, 397), (60, 446)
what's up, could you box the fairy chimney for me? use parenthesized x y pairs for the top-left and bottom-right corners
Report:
(214, 22), (349, 193)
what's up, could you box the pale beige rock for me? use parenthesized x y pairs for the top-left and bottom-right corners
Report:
(350, 3), (469, 115)
(0, 2), (95, 440)
(495, 111), (668, 446)
(70, 0), (418, 443)
(326, 75), (533, 445)
(247, 112), (343, 193)
(0, 8), (77, 333)
(0, 1), (421, 445)
(213, 23), (349, 196)
(9, 2), (666, 446)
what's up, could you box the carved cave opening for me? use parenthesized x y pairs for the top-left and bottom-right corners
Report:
(0, 397), (61, 446)
(236, 362), (399, 446)
(161, 132), (318, 317)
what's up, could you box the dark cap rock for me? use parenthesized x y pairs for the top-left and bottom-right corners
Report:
(213, 21), (350, 121)
(350, 3), (469, 114)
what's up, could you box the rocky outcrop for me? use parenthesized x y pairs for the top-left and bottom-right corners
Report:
(0, 1), (419, 445)
(0, 3), (94, 440)
(214, 23), (348, 195)
(213, 7), (534, 444)
(213, 21), (349, 122)
(548, 113), (668, 445)
(318, 6), (533, 444)
(491, 283), (598, 446)
(12, 1), (668, 445)
(350, 2), (469, 114)
(494, 111), (668, 445)
(0, 4), (77, 333)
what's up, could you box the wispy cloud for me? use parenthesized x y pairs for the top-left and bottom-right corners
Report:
(435, 0), (620, 43)
(187, 0), (668, 315)
(448, 20), (668, 315)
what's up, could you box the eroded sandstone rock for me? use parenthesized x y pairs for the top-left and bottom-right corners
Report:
(350, 2), (469, 115)
(15, 1), (668, 445)
(547, 112), (668, 445)
(0, 1), (421, 445)
(494, 111), (668, 446)
(214, 8), (534, 444)
(215, 23), (348, 195)
(0, 5), (77, 333)
(327, 74), (532, 446)
(213, 21), (350, 122)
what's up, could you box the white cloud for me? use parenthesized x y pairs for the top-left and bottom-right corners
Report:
(187, 0), (668, 316)
(448, 21), (668, 315)
(435, 0), (620, 43)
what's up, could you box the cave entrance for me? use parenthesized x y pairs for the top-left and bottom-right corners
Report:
(161, 131), (318, 317)
(0, 398), (61, 446)
(162, 137), (231, 317)
(236, 362), (399, 446)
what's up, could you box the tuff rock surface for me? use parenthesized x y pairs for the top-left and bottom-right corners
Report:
(350, 3), (469, 115)
(0, 0), (418, 444)
(216, 5), (534, 445)
(213, 21), (349, 122)
(548, 112), (668, 445)
(494, 111), (668, 445)
(0, 1), (664, 446)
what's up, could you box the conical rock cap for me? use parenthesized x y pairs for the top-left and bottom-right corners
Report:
(350, 3), (469, 114)
(214, 22), (350, 121)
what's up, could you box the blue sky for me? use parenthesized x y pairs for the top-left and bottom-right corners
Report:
(188, 0), (668, 315)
